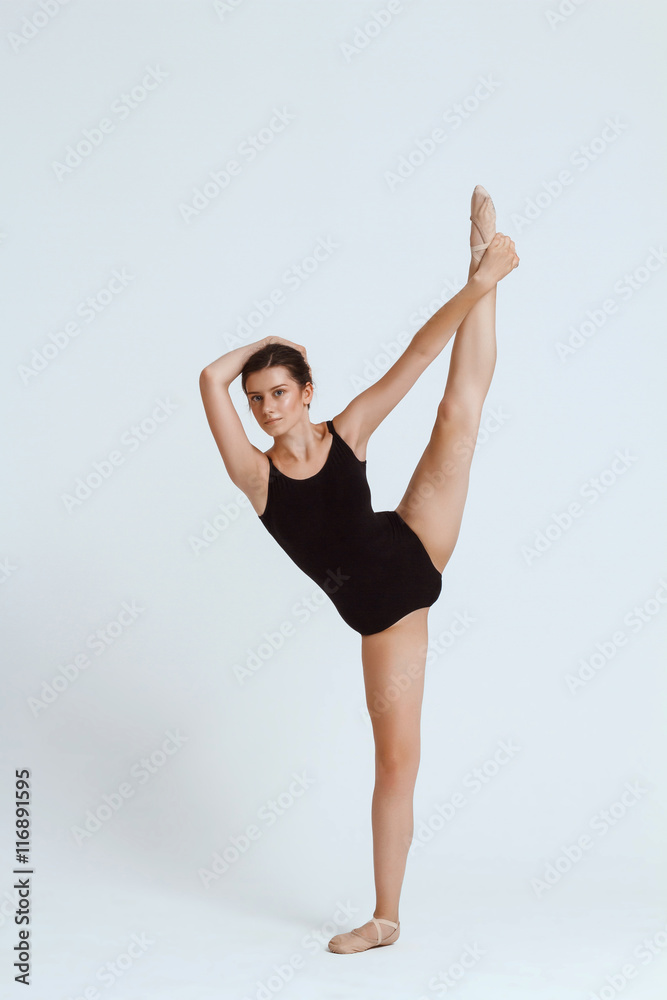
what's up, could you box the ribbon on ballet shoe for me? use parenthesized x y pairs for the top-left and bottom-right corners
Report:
(471, 240), (491, 261)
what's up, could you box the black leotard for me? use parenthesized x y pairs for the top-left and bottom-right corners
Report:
(257, 418), (442, 635)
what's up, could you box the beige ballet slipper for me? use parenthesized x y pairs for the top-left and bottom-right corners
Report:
(328, 916), (400, 954)
(470, 183), (497, 261)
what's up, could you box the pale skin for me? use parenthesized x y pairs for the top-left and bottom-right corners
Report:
(200, 231), (518, 942)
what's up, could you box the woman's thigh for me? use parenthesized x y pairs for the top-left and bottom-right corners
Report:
(395, 411), (479, 574)
(361, 607), (430, 768)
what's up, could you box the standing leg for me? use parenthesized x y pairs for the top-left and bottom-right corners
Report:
(328, 607), (429, 950)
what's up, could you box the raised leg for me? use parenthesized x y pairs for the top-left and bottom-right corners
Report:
(395, 250), (498, 573)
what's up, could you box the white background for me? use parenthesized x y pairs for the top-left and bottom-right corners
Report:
(1, 1), (666, 997)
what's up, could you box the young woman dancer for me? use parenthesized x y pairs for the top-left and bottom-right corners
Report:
(199, 186), (518, 954)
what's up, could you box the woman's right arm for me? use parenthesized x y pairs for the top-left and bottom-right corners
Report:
(200, 335), (308, 387)
(198, 336), (307, 494)
(201, 337), (267, 388)
(199, 338), (270, 494)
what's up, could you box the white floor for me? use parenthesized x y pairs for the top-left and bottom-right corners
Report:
(14, 859), (667, 1000)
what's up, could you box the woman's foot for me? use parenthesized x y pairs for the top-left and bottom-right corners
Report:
(328, 916), (400, 954)
(470, 184), (496, 263)
(475, 232), (520, 287)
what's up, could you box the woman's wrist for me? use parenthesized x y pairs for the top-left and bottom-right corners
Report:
(467, 271), (494, 298)
(227, 339), (266, 385)
(203, 337), (269, 388)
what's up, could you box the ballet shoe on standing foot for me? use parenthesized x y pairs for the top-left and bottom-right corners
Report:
(328, 916), (400, 954)
(470, 184), (497, 261)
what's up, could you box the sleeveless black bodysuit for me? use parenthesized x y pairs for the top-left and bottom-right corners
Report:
(257, 418), (442, 635)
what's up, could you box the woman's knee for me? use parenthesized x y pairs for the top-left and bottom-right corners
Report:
(375, 746), (420, 786)
(436, 396), (480, 434)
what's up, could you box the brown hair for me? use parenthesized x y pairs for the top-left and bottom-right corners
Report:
(241, 343), (314, 410)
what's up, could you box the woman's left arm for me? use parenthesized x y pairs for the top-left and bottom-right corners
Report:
(334, 273), (489, 452)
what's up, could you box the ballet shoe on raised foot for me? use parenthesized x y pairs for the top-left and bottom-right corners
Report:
(470, 184), (497, 261)
(328, 916), (400, 954)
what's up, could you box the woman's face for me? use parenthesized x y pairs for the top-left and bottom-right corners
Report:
(245, 366), (311, 432)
